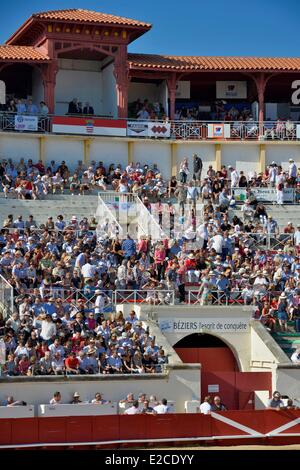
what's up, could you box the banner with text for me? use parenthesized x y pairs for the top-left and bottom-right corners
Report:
(159, 317), (249, 333)
(232, 187), (294, 203)
(251, 187), (294, 203)
(127, 121), (171, 138)
(15, 115), (38, 131)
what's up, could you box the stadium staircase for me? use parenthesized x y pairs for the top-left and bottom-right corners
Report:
(232, 203), (300, 230)
(97, 192), (166, 241)
(0, 193), (98, 226)
(271, 330), (300, 358)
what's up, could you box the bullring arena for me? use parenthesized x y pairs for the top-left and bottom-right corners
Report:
(0, 6), (300, 452)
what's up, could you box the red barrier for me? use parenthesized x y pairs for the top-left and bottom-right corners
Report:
(119, 415), (147, 441)
(2, 410), (300, 448)
(11, 418), (39, 444)
(38, 417), (66, 443)
(263, 409), (300, 435)
(211, 410), (266, 437)
(92, 415), (119, 442)
(66, 416), (93, 442)
(146, 413), (211, 440)
(0, 419), (11, 445)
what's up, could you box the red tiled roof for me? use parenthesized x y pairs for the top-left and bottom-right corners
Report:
(33, 9), (151, 28)
(0, 46), (49, 61)
(128, 53), (300, 71)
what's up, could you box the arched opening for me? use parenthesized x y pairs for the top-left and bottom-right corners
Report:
(174, 333), (239, 372)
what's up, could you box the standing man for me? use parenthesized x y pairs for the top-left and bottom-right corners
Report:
(193, 154), (203, 184)
(174, 183), (187, 216)
(288, 158), (297, 186)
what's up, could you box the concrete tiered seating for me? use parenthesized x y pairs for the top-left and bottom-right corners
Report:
(0, 193), (98, 227)
(271, 331), (300, 358)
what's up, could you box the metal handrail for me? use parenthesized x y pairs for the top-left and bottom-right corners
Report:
(0, 112), (299, 141)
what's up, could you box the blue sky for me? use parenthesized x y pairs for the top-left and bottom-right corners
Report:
(2, 0), (300, 57)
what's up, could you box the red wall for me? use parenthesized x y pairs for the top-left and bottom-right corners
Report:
(174, 347), (272, 410)
(174, 347), (238, 372)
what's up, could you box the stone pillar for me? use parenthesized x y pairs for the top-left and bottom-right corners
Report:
(215, 143), (222, 171)
(114, 46), (129, 119)
(43, 61), (58, 114)
(167, 75), (177, 120)
(171, 142), (177, 176)
(259, 143), (266, 173)
(253, 73), (267, 136)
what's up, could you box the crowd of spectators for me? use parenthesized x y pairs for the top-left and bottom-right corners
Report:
(129, 98), (166, 120)
(0, 303), (168, 376)
(0, 158), (170, 199)
(67, 98), (94, 115)
(0, 98), (49, 115)
(0, 392), (172, 414)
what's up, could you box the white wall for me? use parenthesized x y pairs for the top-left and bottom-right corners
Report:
(265, 144), (300, 168)
(44, 138), (84, 170)
(102, 63), (117, 118)
(221, 144), (260, 174)
(0, 136), (39, 161)
(90, 140), (128, 168)
(176, 143), (215, 177)
(32, 68), (44, 107)
(0, 367), (200, 413)
(132, 141), (171, 177)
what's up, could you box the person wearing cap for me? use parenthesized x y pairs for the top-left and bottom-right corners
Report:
(267, 391), (284, 410)
(70, 392), (82, 404)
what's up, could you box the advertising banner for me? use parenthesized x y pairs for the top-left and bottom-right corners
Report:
(148, 122), (171, 137)
(216, 81), (247, 99)
(52, 116), (127, 136)
(251, 187), (294, 203)
(127, 121), (148, 137)
(15, 115), (38, 131)
(207, 123), (231, 138)
(159, 317), (249, 333)
(127, 121), (171, 138)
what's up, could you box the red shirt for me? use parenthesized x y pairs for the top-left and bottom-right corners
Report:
(65, 357), (79, 369)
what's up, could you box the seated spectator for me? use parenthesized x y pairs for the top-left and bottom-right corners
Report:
(210, 396), (228, 411)
(91, 393), (109, 404)
(200, 396), (212, 414)
(267, 391), (285, 410)
(70, 392), (82, 404)
(124, 400), (140, 414)
(50, 391), (62, 404)
(154, 398), (171, 414)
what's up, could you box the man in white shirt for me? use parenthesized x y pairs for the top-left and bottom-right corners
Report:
(124, 400), (140, 415)
(294, 225), (300, 246)
(291, 348), (300, 364)
(81, 261), (97, 281)
(154, 398), (171, 414)
(229, 166), (239, 188)
(210, 230), (224, 255)
(288, 158), (297, 184)
(50, 391), (62, 404)
(200, 396), (212, 414)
